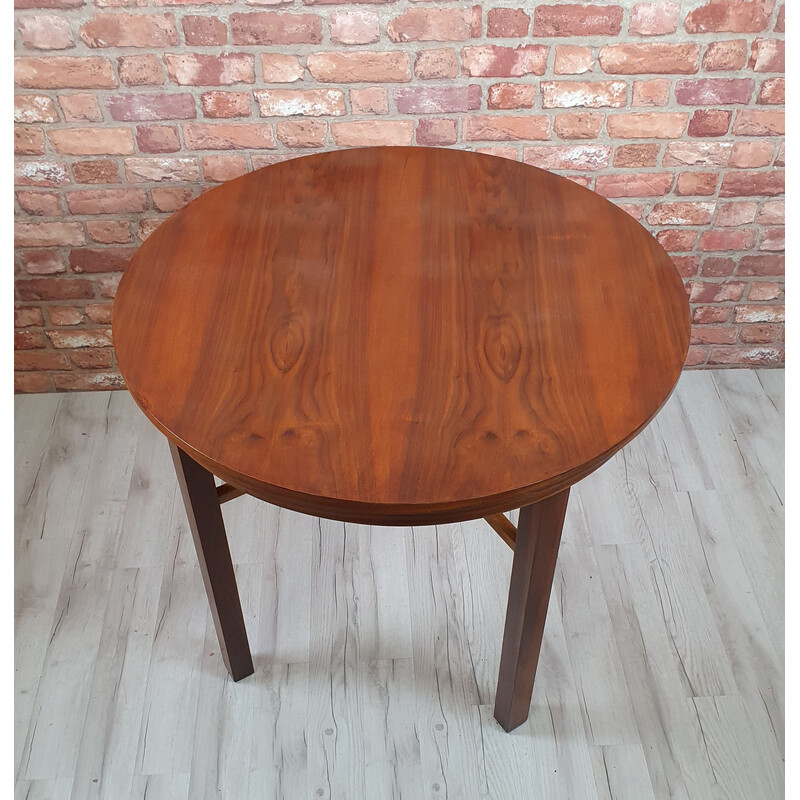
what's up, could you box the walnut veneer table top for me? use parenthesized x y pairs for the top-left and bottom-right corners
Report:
(113, 146), (690, 525)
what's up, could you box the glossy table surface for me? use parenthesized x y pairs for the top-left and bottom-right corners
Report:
(113, 146), (690, 525)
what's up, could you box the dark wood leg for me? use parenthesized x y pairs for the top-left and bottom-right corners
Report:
(494, 488), (570, 732)
(169, 442), (254, 681)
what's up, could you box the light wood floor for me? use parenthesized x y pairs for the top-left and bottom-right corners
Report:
(15, 370), (784, 800)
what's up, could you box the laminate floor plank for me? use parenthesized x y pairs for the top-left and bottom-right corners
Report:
(14, 370), (783, 798)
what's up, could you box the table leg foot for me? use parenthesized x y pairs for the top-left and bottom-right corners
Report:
(169, 442), (255, 681)
(493, 489), (570, 732)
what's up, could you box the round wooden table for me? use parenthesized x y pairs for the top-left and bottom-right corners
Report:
(114, 146), (690, 732)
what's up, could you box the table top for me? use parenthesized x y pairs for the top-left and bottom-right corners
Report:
(113, 146), (690, 525)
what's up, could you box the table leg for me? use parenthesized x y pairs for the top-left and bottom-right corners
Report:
(169, 442), (255, 681)
(494, 488), (570, 732)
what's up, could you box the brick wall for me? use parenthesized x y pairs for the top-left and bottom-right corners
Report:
(14, 1), (785, 393)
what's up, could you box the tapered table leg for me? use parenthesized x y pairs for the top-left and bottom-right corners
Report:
(169, 442), (254, 681)
(494, 488), (570, 732)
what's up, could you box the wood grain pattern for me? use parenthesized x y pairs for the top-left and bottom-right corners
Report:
(113, 146), (690, 525)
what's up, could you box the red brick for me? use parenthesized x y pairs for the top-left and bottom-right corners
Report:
(564, 176), (593, 189)
(18, 249), (66, 274)
(684, 346), (708, 366)
(416, 118), (458, 146)
(461, 45), (548, 77)
(675, 172), (718, 195)
(748, 281), (782, 301)
(414, 49), (459, 80)
(488, 83), (536, 110)
(15, 351), (70, 371)
(523, 144), (611, 171)
(136, 125), (181, 154)
(17, 191), (61, 216)
(553, 112), (603, 139)
(702, 40), (747, 70)
(686, 280), (745, 302)
(734, 109), (784, 137)
(260, 54), (303, 83)
(47, 305), (84, 326)
(675, 78), (754, 106)
(758, 201), (784, 225)
(15, 307), (44, 327)
(68, 349), (114, 369)
(688, 109), (732, 137)
(59, 93), (101, 123)
(79, 13), (179, 48)
(331, 120), (414, 147)
(670, 255), (700, 277)
(118, 54), (164, 86)
(15, 330), (47, 350)
(98, 274), (121, 298)
(738, 255), (784, 276)
(276, 120), (327, 147)
(330, 10), (380, 44)
(738, 324), (780, 343)
(655, 230), (697, 250)
(15, 127), (45, 155)
(394, 85), (480, 114)
(230, 12), (322, 45)
(49, 127), (134, 155)
(15, 221), (85, 247)
(692, 306), (729, 324)
(685, 1), (773, 33)
(632, 79), (670, 107)
(663, 141), (731, 166)
(541, 80), (627, 109)
(733, 304), (784, 323)
(729, 141), (774, 169)
(201, 91), (251, 118)
(67, 189), (148, 215)
(387, 8), (477, 42)
(106, 93), (195, 122)
(350, 87), (388, 114)
(255, 88), (345, 117)
(85, 303), (113, 324)
(716, 202), (757, 227)
(18, 14), (74, 49)
(164, 53), (254, 86)
(14, 94), (58, 123)
(14, 373), (52, 393)
(698, 230), (756, 251)
(48, 328), (113, 349)
(719, 171), (784, 197)
(757, 77), (784, 105)
(613, 143), (660, 167)
(464, 115), (550, 142)
(599, 43), (699, 74)
(151, 187), (195, 212)
(775, 4), (784, 31)
(594, 173), (673, 197)
(487, 8), (530, 37)
(775, 143), (784, 167)
(647, 201), (715, 225)
(183, 123), (276, 150)
(15, 161), (70, 187)
(629, 3), (680, 35)
(307, 51), (411, 82)
(123, 157), (199, 182)
(17, 278), (94, 300)
(701, 257), (736, 277)
(52, 372), (126, 391)
(15, 56), (117, 89)
(86, 220), (131, 243)
(182, 15), (227, 46)
(68, 247), (134, 273)
(476, 147), (519, 161)
(553, 45), (593, 74)
(533, 4), (623, 36)
(760, 227), (784, 251)
(607, 112), (688, 138)
(202, 155), (249, 182)
(691, 327), (737, 345)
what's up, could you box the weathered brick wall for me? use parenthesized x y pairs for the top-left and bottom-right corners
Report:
(14, 1), (785, 392)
